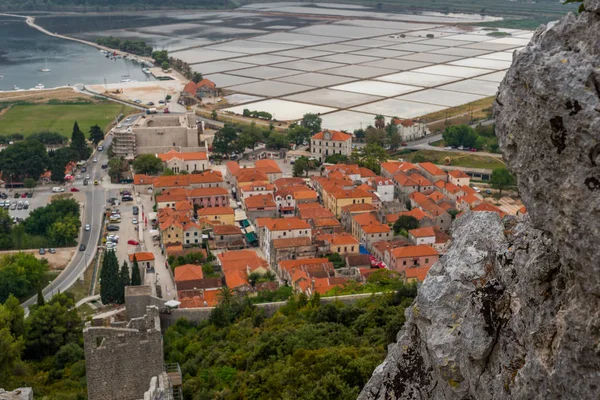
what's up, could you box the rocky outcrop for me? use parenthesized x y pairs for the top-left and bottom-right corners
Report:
(359, 1), (600, 399)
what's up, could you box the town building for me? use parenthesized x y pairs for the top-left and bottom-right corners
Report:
(174, 264), (222, 292)
(371, 177), (395, 202)
(213, 224), (245, 249)
(408, 227), (436, 246)
(310, 130), (352, 162)
(243, 194), (278, 222)
(181, 79), (218, 104)
(112, 113), (204, 157)
(448, 170), (471, 187)
(391, 118), (430, 141)
(256, 217), (312, 265)
(387, 245), (439, 273)
(157, 149), (208, 173)
(197, 206), (235, 225)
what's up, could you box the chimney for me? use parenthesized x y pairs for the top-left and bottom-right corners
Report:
(311, 278), (315, 293)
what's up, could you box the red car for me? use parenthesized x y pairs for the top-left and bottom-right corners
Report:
(70, 187), (80, 192)
(127, 240), (139, 245)
(470, 148), (478, 152)
(21, 193), (27, 198)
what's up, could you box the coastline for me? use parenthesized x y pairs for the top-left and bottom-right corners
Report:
(0, 13), (156, 65)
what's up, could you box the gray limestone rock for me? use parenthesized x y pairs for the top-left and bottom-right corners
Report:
(359, 2), (600, 399)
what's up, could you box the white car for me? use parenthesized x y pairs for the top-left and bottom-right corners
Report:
(84, 224), (91, 231)
(76, 174), (82, 179)
(473, 187), (481, 193)
(93, 158), (98, 163)
(106, 235), (119, 242)
(52, 187), (65, 193)
(132, 218), (138, 225)
(85, 174), (90, 180)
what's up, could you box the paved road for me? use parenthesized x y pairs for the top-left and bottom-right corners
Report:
(22, 137), (112, 312)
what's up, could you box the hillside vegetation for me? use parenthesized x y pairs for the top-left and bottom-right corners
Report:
(164, 287), (417, 400)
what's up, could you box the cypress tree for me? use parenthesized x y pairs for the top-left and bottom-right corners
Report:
(70, 121), (90, 160)
(118, 261), (130, 304)
(36, 284), (45, 307)
(131, 255), (142, 286)
(100, 251), (120, 304)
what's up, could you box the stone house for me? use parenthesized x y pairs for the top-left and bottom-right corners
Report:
(310, 130), (352, 162)
(187, 187), (229, 208)
(244, 194), (278, 223)
(408, 227), (436, 245)
(448, 170), (471, 187)
(174, 264), (222, 292)
(270, 237), (316, 266)
(387, 245), (439, 273)
(213, 224), (245, 249)
(157, 149), (208, 173)
(197, 206), (235, 225)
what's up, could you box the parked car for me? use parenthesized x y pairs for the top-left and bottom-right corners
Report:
(133, 206), (139, 215)
(101, 164), (108, 169)
(93, 158), (98, 163)
(121, 196), (133, 202)
(71, 187), (80, 192)
(49, 248), (56, 254)
(107, 225), (120, 231)
(23, 203), (29, 209)
(0, 193), (7, 199)
(134, 99), (142, 104)
(21, 193), (27, 198)
(14, 192), (20, 198)
(39, 248), (45, 255)
(127, 239), (139, 245)
(79, 244), (86, 251)
(81, 167), (87, 173)
(17, 203), (23, 210)
(485, 189), (492, 194)
(470, 148), (478, 152)
(85, 224), (91, 231)
(85, 174), (90, 180)
(83, 179), (89, 186)
(132, 218), (138, 225)
(52, 187), (65, 193)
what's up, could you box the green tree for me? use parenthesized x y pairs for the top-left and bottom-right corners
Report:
(131, 256), (142, 286)
(151, 50), (169, 66)
(24, 198), (80, 237)
(293, 156), (309, 177)
(0, 208), (13, 250)
(161, 61), (170, 70)
(365, 126), (387, 145)
(211, 110), (218, 121)
(89, 124), (105, 145)
(374, 114), (386, 129)
(300, 113), (322, 133)
(70, 121), (91, 160)
(108, 156), (129, 182)
(49, 147), (78, 183)
(119, 261), (130, 304)
(324, 154), (349, 164)
(411, 153), (427, 163)
(23, 177), (37, 190)
(192, 72), (203, 83)
(327, 252), (345, 268)
(162, 168), (176, 176)
(0, 310), (23, 385)
(212, 125), (237, 155)
(287, 125), (311, 146)
(48, 216), (79, 246)
(0, 139), (50, 182)
(490, 167), (516, 197)
(0, 253), (48, 303)
(237, 122), (264, 152)
(265, 132), (289, 150)
(24, 293), (81, 359)
(132, 154), (164, 175)
(442, 125), (478, 148)
(389, 132), (403, 151)
(37, 284), (45, 307)
(3, 295), (25, 338)
(393, 215), (419, 234)
(28, 131), (66, 145)
(100, 251), (120, 305)
(54, 342), (84, 370)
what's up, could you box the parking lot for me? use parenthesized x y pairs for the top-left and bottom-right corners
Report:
(0, 188), (86, 221)
(103, 192), (143, 269)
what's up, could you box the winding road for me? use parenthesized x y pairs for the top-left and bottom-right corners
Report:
(21, 137), (112, 313)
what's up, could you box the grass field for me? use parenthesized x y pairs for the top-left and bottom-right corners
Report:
(0, 102), (136, 137)
(398, 150), (505, 170)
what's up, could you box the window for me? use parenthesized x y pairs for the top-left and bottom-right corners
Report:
(425, 258), (429, 263)
(194, 232), (198, 236)
(283, 231), (286, 236)
(168, 234), (171, 238)
(186, 232), (190, 237)
(220, 236), (224, 240)
(344, 247), (347, 252)
(403, 260), (406, 266)
(351, 246), (354, 252)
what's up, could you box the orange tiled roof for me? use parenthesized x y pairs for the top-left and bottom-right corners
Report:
(444, 182), (464, 195)
(314, 218), (341, 228)
(449, 170), (470, 179)
(409, 191), (430, 205)
(197, 206), (234, 216)
(129, 252), (155, 262)
(461, 185), (479, 197)
(174, 264), (204, 282)
(260, 217), (311, 231)
(156, 193), (188, 203)
(218, 250), (268, 272)
(183, 81), (197, 95)
(244, 194), (276, 209)
(427, 191), (446, 203)
(373, 177), (394, 186)
(292, 190), (318, 200)
(362, 221), (391, 234)
(409, 172), (433, 187)
(472, 202), (506, 218)
(398, 208), (432, 221)
(227, 161), (240, 176)
(299, 205), (335, 220)
(134, 174), (155, 185)
(418, 162), (446, 177)
(317, 232), (358, 246)
(518, 206), (527, 214)
(224, 269), (249, 289)
(273, 177), (305, 189)
(461, 193), (482, 205)
(197, 78), (216, 89)
(341, 203), (376, 213)
(213, 224), (242, 235)
(312, 130), (352, 141)
(236, 168), (269, 183)
(391, 245), (438, 258)
(279, 257), (330, 273)
(175, 200), (193, 212)
(255, 159), (282, 174)
(405, 266), (430, 282)
(239, 182), (274, 192)
(352, 212), (379, 226)
(157, 149), (207, 162)
(393, 172), (418, 188)
(358, 167), (377, 178)
(408, 227), (436, 238)
(178, 289), (219, 308)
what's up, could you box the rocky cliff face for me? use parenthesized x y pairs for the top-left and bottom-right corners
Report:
(359, 2), (600, 399)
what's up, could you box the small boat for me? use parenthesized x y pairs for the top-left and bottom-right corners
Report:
(13, 85), (19, 90)
(34, 83), (45, 89)
(142, 68), (151, 75)
(38, 58), (51, 73)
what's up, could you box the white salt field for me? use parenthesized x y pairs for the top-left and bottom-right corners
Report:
(59, 2), (531, 131)
(224, 99), (335, 120)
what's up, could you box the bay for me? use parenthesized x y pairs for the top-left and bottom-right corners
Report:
(0, 16), (153, 92)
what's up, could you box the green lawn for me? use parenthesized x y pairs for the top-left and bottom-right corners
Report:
(0, 102), (136, 137)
